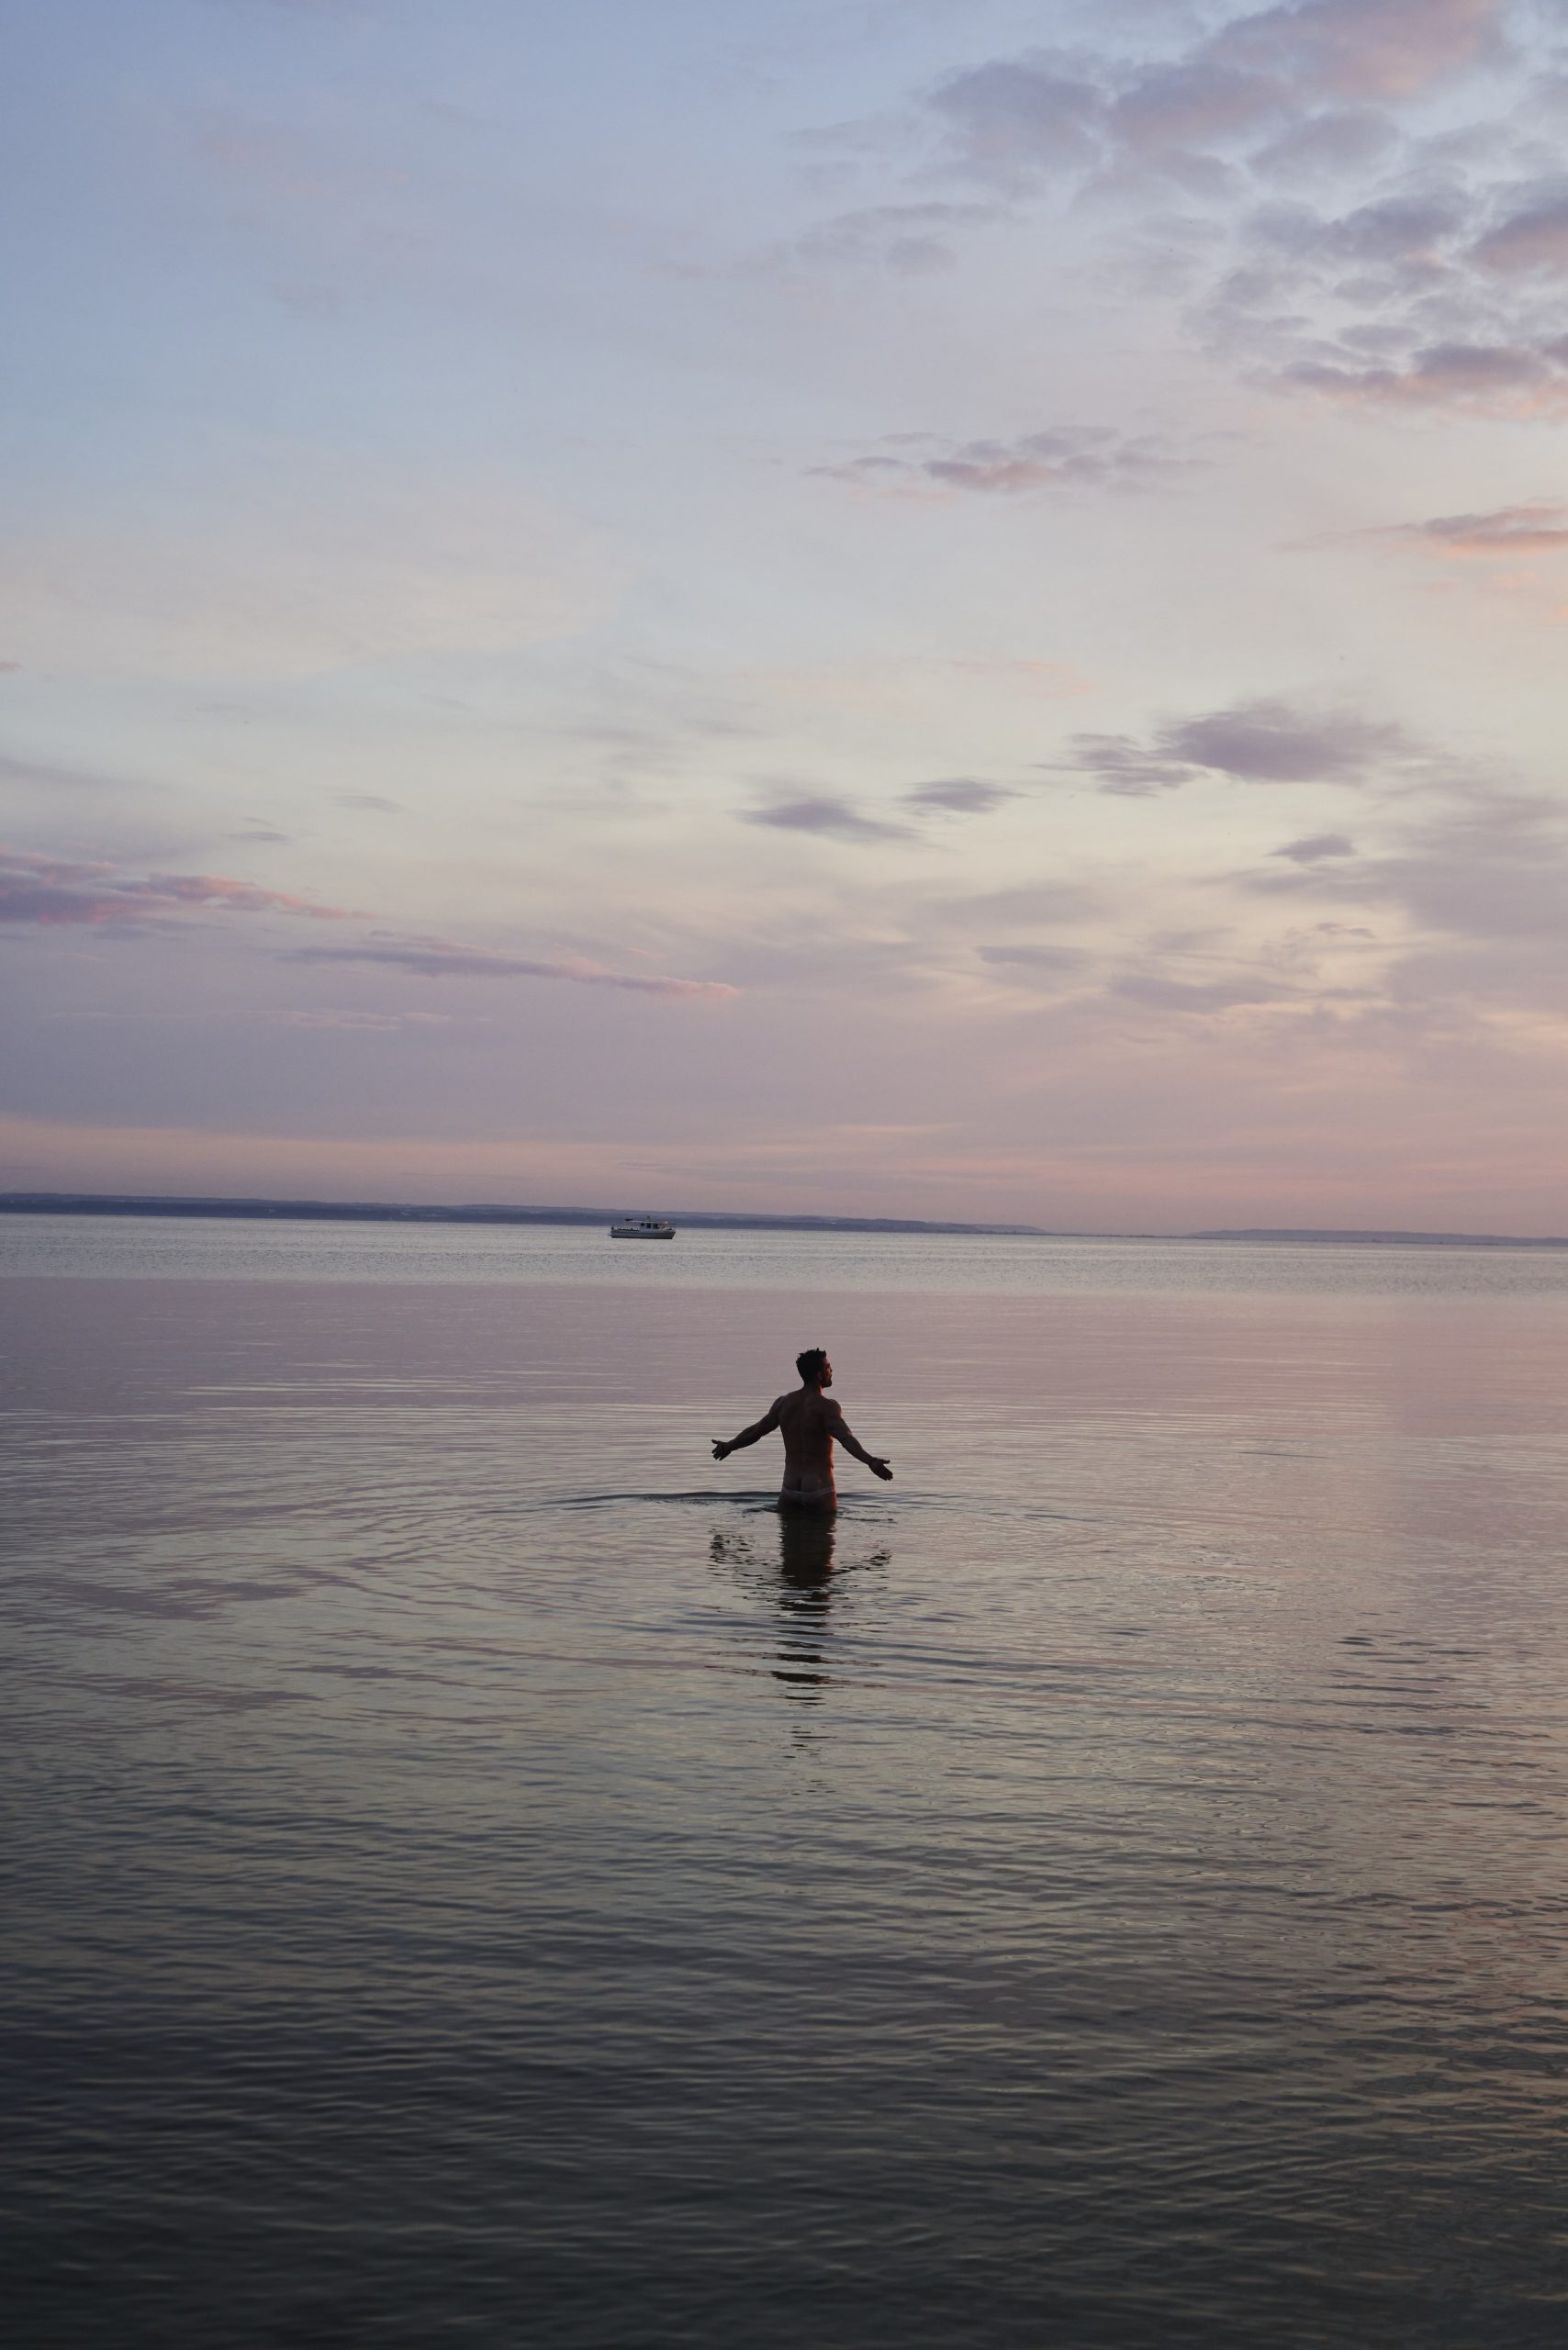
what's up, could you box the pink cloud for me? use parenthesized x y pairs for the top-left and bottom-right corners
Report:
(1, 846), (734, 1000)
(1215, 0), (1504, 105)
(1367, 503), (1568, 557)
(0, 845), (362, 928)
(1281, 342), (1568, 415)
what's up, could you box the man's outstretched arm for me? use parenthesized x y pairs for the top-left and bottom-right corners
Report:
(712, 1400), (781, 1461)
(826, 1403), (893, 1481)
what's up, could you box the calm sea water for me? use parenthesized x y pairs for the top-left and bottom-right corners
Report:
(6, 1216), (1568, 2348)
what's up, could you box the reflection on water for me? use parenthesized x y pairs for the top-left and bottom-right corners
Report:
(6, 1256), (1568, 2347)
(711, 1512), (893, 1704)
(773, 1509), (837, 1695)
(711, 1520), (840, 1697)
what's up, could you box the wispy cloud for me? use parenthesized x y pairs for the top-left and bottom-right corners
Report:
(278, 1008), (457, 1031)
(902, 778), (1014, 814)
(0, 751), (131, 792)
(745, 794), (911, 841)
(1244, 792), (1568, 943)
(1355, 501), (1568, 554)
(815, 426), (1182, 497)
(1, 834), (736, 997)
(976, 942), (1085, 976)
(290, 935), (736, 998)
(0, 846), (359, 929)
(1280, 343), (1568, 417)
(0, 464), (615, 677)
(1060, 734), (1196, 798)
(1110, 970), (1292, 1013)
(1273, 833), (1357, 862)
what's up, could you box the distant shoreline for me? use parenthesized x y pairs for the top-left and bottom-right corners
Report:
(3, 1193), (1567, 1248)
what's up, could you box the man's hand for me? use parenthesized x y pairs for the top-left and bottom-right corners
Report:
(869, 1458), (893, 1482)
(711, 1439), (732, 1461)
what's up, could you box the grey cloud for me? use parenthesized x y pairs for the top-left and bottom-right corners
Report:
(1473, 189), (1568, 273)
(336, 790), (403, 811)
(1274, 833), (1357, 861)
(902, 778), (1015, 814)
(927, 57), (1104, 185)
(911, 1), (1543, 421)
(1112, 62), (1284, 155)
(927, 0), (1501, 190)
(745, 795), (910, 841)
(1249, 108), (1398, 181)
(816, 424), (1182, 498)
(1328, 195), (1462, 261)
(1065, 697), (1412, 794)
(290, 937), (736, 997)
(1198, 148), (1568, 416)
(1246, 795), (1568, 945)
(1282, 340), (1568, 409)
(1064, 733), (1194, 796)
(798, 0), (1535, 420)
(1377, 804), (1568, 939)
(1367, 501), (1568, 551)
(1167, 698), (1406, 781)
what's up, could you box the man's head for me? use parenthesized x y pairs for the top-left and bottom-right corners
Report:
(796, 1347), (832, 1388)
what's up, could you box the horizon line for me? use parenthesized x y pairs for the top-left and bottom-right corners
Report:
(4, 1192), (1568, 1249)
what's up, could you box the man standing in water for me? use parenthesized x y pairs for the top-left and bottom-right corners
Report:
(712, 1348), (892, 1510)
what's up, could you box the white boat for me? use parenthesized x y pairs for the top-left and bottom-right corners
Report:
(610, 1214), (676, 1239)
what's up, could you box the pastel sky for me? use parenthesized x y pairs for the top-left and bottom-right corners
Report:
(6, 0), (1568, 1228)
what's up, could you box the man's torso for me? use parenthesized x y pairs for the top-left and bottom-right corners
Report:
(775, 1388), (836, 1493)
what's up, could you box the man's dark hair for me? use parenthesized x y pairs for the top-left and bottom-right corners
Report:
(796, 1347), (828, 1384)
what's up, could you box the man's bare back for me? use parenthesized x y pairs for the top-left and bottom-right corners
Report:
(711, 1348), (892, 1510)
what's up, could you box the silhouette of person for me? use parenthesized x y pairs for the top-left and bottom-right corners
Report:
(711, 1348), (892, 1511)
